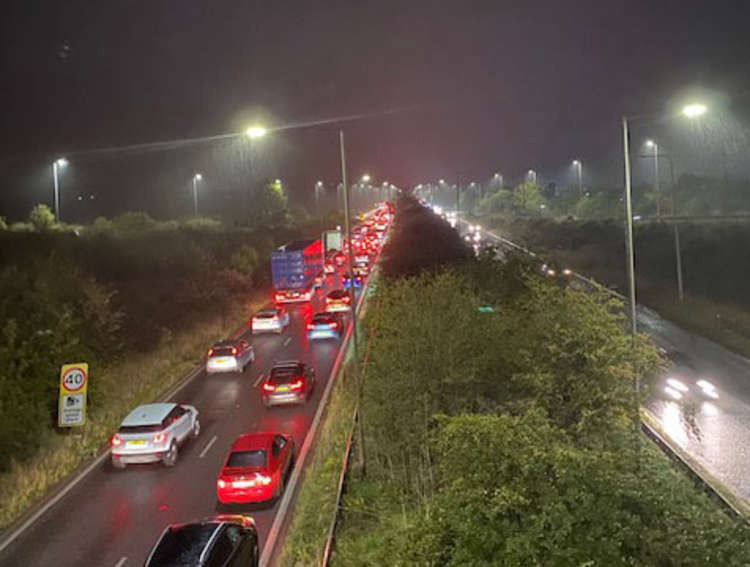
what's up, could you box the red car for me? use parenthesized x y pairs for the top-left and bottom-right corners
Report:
(216, 433), (295, 505)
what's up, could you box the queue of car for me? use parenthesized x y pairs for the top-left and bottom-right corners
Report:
(111, 203), (392, 566)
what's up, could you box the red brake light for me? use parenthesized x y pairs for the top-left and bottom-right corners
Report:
(262, 382), (275, 392)
(290, 379), (305, 391)
(307, 323), (315, 330)
(275, 293), (285, 302)
(231, 346), (238, 356)
(343, 296), (351, 303)
(153, 432), (167, 444)
(217, 478), (226, 489)
(111, 434), (122, 447)
(207, 348), (214, 357)
(328, 322), (338, 329)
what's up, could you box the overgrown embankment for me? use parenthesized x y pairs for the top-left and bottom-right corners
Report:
(0, 212), (330, 529)
(329, 199), (750, 565)
(479, 214), (750, 356)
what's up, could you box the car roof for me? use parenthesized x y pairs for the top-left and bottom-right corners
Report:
(229, 432), (275, 452)
(122, 403), (177, 427)
(256, 307), (280, 315)
(212, 339), (239, 348)
(272, 359), (302, 369)
(313, 312), (338, 322)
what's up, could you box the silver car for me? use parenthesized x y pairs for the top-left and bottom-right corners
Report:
(111, 403), (200, 468)
(206, 339), (255, 374)
(251, 307), (290, 334)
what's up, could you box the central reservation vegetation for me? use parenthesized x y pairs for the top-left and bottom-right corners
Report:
(328, 197), (750, 565)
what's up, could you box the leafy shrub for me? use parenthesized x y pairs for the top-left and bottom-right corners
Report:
(28, 204), (57, 232)
(111, 211), (157, 232)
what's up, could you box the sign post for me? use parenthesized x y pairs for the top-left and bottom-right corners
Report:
(58, 363), (88, 427)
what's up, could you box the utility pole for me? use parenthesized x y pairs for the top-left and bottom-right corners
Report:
(340, 131), (357, 354)
(622, 116), (638, 339)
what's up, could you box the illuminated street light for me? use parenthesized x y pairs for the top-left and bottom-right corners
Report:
(682, 103), (707, 118)
(438, 178), (445, 184)
(245, 125), (267, 139)
(192, 173), (202, 217)
(572, 160), (582, 194)
(361, 174), (371, 183)
(52, 157), (68, 221)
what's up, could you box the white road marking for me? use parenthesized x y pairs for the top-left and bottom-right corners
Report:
(115, 557), (127, 567)
(199, 435), (218, 459)
(283, 336), (291, 347)
(253, 373), (265, 388)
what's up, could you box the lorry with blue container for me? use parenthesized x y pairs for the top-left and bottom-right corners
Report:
(271, 239), (324, 303)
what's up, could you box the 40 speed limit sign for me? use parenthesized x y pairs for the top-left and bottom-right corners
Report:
(58, 363), (88, 427)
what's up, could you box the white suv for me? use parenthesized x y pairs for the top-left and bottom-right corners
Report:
(111, 403), (200, 469)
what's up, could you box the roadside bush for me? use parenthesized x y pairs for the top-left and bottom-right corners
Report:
(111, 211), (157, 232)
(28, 204), (57, 232)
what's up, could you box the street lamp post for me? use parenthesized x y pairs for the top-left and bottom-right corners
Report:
(572, 160), (583, 195)
(621, 117), (638, 339)
(645, 140), (660, 216)
(621, 102), (706, 337)
(192, 173), (202, 217)
(315, 181), (324, 225)
(340, 131), (357, 354)
(52, 158), (67, 221)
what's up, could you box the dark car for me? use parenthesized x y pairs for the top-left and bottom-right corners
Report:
(261, 361), (316, 407)
(144, 515), (258, 567)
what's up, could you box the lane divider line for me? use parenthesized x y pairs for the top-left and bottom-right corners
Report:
(283, 336), (292, 347)
(199, 435), (218, 459)
(253, 373), (265, 388)
(114, 557), (127, 567)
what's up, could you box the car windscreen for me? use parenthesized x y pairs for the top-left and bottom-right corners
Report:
(210, 346), (235, 357)
(313, 315), (336, 324)
(147, 523), (218, 566)
(329, 291), (347, 299)
(255, 311), (276, 319)
(227, 450), (267, 468)
(119, 424), (163, 434)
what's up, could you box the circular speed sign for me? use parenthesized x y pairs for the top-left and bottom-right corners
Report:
(62, 367), (87, 392)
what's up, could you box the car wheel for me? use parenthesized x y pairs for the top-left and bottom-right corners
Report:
(112, 456), (126, 470)
(191, 419), (201, 439)
(163, 441), (178, 467)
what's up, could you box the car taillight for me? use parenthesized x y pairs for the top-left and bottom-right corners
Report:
(207, 348), (214, 357)
(153, 432), (167, 444)
(262, 382), (275, 392)
(275, 293), (285, 302)
(343, 296), (351, 303)
(256, 474), (272, 486)
(231, 346), (238, 355)
(307, 323), (315, 330)
(111, 434), (122, 447)
(328, 322), (338, 329)
(290, 379), (305, 391)
(217, 478), (226, 489)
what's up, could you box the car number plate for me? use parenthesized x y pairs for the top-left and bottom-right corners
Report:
(127, 440), (146, 446)
(276, 386), (290, 392)
(215, 358), (227, 363)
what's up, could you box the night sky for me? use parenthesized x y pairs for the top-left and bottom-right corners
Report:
(1, 0), (749, 221)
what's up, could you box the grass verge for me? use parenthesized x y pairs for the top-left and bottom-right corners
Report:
(276, 365), (358, 567)
(0, 290), (267, 531)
